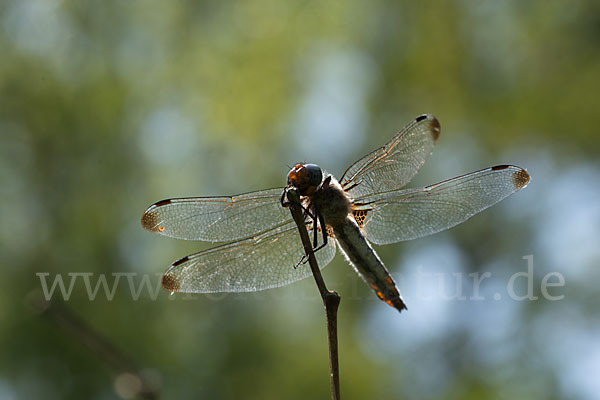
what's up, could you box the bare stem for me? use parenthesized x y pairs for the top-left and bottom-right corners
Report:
(286, 188), (341, 400)
(29, 293), (160, 400)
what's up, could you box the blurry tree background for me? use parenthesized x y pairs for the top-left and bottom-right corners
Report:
(1, 0), (599, 399)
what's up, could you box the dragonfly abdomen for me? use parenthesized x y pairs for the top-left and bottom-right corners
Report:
(332, 216), (407, 312)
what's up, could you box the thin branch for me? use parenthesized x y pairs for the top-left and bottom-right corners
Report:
(286, 188), (341, 400)
(29, 293), (160, 400)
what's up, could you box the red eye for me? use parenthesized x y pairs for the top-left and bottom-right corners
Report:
(287, 164), (309, 186)
(287, 164), (323, 195)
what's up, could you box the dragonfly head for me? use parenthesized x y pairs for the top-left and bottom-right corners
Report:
(287, 163), (323, 196)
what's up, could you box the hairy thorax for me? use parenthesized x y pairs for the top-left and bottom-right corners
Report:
(311, 176), (353, 227)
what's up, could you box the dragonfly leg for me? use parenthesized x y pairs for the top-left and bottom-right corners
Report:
(295, 242), (329, 267)
(294, 212), (329, 268)
(312, 205), (319, 248)
(319, 212), (328, 247)
(279, 189), (287, 206)
(281, 188), (315, 217)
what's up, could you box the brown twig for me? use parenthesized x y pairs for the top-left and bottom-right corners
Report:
(29, 292), (160, 400)
(286, 188), (341, 400)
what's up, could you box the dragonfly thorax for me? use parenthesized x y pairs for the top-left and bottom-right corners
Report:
(287, 163), (323, 196)
(312, 176), (353, 226)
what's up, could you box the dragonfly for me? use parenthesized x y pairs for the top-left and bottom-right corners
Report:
(141, 114), (530, 312)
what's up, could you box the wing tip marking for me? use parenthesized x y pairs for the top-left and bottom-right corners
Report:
(416, 114), (441, 142)
(172, 256), (189, 267)
(162, 273), (181, 292)
(512, 168), (531, 190)
(154, 199), (173, 207)
(141, 199), (172, 231)
(490, 165), (530, 189)
(429, 117), (441, 142)
(141, 210), (160, 231)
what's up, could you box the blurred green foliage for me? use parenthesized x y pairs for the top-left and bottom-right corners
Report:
(1, 0), (599, 399)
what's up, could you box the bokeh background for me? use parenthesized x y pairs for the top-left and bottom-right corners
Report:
(1, 0), (599, 399)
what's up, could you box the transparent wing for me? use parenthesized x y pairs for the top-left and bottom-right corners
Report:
(161, 221), (337, 293)
(340, 114), (440, 199)
(354, 165), (530, 245)
(141, 188), (291, 242)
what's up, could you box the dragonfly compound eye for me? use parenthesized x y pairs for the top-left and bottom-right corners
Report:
(303, 164), (322, 186)
(287, 163), (323, 195)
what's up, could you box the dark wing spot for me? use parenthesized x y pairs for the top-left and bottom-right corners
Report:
(512, 168), (531, 189)
(172, 256), (189, 267)
(155, 199), (172, 207)
(326, 225), (335, 238)
(414, 115), (441, 142)
(429, 117), (441, 142)
(141, 200), (172, 231)
(162, 274), (181, 292)
(141, 210), (160, 231)
(310, 222), (336, 240)
(353, 209), (370, 229)
(491, 165), (510, 171)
